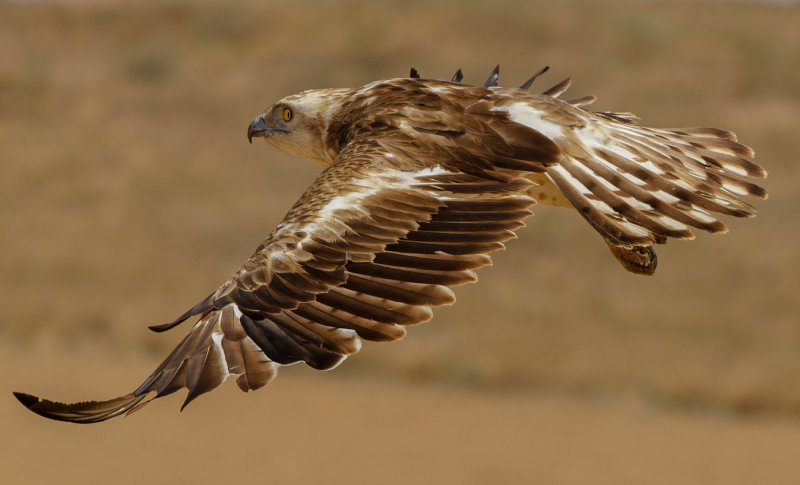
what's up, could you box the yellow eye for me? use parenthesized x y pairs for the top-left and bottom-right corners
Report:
(282, 107), (293, 122)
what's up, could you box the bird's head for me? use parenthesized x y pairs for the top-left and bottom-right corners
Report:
(247, 87), (351, 166)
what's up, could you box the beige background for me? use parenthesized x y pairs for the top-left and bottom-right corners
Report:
(2, 1), (799, 483)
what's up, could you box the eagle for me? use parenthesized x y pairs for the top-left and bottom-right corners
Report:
(14, 66), (767, 423)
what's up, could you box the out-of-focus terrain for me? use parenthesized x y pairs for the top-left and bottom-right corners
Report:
(1, 1), (799, 483)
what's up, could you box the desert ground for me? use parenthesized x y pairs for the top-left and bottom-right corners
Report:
(2, 1), (799, 483)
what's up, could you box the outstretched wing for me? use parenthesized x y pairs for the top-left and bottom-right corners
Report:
(15, 116), (558, 423)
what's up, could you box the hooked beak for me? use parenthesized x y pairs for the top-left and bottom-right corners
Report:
(247, 115), (271, 144)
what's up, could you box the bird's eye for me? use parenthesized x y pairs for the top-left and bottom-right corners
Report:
(282, 107), (293, 122)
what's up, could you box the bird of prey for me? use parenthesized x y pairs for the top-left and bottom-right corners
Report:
(15, 66), (767, 423)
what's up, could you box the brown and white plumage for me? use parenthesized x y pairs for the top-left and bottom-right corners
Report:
(14, 66), (766, 423)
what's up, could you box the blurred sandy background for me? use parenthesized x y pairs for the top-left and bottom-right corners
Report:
(2, 1), (799, 483)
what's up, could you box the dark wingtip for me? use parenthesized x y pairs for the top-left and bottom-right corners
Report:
(451, 69), (464, 83)
(149, 290), (218, 333)
(409, 67), (420, 79)
(484, 64), (500, 87)
(13, 391), (40, 409)
(541, 76), (572, 97)
(520, 65), (550, 89)
(13, 391), (148, 423)
(148, 321), (179, 333)
(180, 393), (197, 412)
